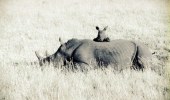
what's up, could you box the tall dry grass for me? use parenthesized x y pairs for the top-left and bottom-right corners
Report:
(0, 0), (169, 100)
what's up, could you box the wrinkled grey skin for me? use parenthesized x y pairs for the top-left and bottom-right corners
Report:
(93, 26), (110, 42)
(35, 38), (152, 71)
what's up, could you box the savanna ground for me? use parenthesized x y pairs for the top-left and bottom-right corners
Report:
(0, 0), (170, 100)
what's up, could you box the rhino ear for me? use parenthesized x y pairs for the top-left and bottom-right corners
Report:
(35, 51), (42, 60)
(96, 26), (99, 30)
(45, 50), (50, 57)
(59, 37), (64, 45)
(103, 26), (108, 31)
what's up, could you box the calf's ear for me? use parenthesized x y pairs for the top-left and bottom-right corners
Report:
(96, 26), (99, 30)
(35, 51), (42, 60)
(103, 26), (108, 31)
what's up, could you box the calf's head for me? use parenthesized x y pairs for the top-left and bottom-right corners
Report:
(93, 26), (110, 42)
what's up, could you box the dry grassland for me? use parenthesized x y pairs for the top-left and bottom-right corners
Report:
(0, 0), (169, 100)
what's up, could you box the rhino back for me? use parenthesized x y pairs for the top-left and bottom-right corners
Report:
(95, 40), (137, 66)
(72, 39), (137, 67)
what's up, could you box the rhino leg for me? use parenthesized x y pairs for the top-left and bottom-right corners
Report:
(113, 65), (123, 72)
(138, 57), (151, 69)
(73, 62), (89, 72)
(131, 57), (144, 70)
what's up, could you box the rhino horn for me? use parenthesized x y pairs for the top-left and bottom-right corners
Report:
(59, 37), (64, 45)
(96, 26), (99, 30)
(35, 51), (42, 60)
(103, 26), (108, 31)
(45, 50), (50, 57)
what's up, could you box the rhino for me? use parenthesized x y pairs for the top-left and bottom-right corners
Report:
(35, 38), (152, 71)
(93, 26), (110, 42)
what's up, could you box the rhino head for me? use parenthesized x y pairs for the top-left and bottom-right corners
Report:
(35, 38), (68, 67)
(93, 26), (110, 42)
(35, 50), (53, 66)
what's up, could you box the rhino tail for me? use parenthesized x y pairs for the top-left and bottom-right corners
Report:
(149, 48), (157, 55)
(152, 52), (156, 55)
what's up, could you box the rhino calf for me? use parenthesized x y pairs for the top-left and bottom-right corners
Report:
(93, 26), (110, 42)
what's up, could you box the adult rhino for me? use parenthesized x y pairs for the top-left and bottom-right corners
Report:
(35, 38), (152, 71)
